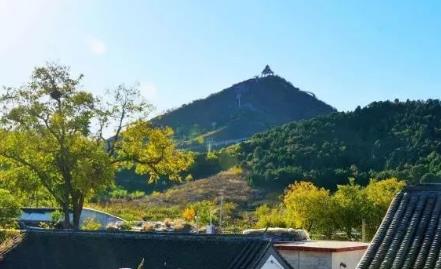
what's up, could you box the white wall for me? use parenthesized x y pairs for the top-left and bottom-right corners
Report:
(261, 255), (285, 269)
(79, 208), (123, 228)
(277, 249), (366, 269)
(331, 250), (366, 269)
(20, 208), (123, 229)
(278, 250), (332, 269)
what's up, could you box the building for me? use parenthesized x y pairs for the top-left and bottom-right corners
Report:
(357, 184), (441, 269)
(244, 228), (368, 269)
(275, 240), (368, 269)
(19, 207), (123, 229)
(0, 230), (293, 269)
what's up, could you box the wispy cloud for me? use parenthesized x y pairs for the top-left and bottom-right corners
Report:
(87, 37), (107, 55)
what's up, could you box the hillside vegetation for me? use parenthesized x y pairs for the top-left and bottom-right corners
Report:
(153, 74), (336, 151)
(238, 100), (441, 190)
(93, 170), (267, 222)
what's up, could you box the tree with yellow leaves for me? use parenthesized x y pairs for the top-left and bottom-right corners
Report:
(0, 63), (193, 229)
(283, 181), (335, 236)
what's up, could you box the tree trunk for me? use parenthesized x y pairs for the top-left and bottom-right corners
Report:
(72, 195), (84, 230)
(63, 204), (71, 229)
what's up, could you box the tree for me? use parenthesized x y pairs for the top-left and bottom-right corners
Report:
(364, 178), (405, 238)
(255, 204), (287, 228)
(283, 181), (335, 235)
(238, 99), (441, 190)
(332, 179), (367, 238)
(0, 189), (21, 228)
(0, 63), (193, 229)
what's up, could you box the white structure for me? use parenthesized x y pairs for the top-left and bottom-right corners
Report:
(274, 241), (369, 269)
(261, 255), (286, 269)
(20, 207), (124, 229)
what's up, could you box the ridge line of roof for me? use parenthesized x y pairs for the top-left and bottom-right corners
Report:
(23, 229), (271, 242)
(405, 184), (441, 192)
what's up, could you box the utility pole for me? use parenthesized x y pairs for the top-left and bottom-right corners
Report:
(219, 191), (224, 232)
(207, 139), (212, 153)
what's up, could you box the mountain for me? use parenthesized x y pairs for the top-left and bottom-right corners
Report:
(153, 69), (336, 151)
(237, 100), (441, 190)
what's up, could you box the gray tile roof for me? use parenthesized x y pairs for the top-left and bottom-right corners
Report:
(357, 184), (441, 269)
(0, 230), (293, 269)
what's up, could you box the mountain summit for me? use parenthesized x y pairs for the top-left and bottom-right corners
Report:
(153, 67), (336, 151)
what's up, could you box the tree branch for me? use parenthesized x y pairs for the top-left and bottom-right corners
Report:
(0, 152), (65, 205)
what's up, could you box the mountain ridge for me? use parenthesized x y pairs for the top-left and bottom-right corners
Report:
(237, 99), (441, 189)
(152, 73), (336, 151)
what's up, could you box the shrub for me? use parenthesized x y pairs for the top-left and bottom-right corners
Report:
(188, 200), (217, 225)
(110, 188), (129, 199)
(255, 204), (287, 228)
(81, 218), (102, 230)
(129, 191), (146, 200)
(51, 210), (63, 223)
(182, 207), (196, 222)
(119, 221), (133, 231)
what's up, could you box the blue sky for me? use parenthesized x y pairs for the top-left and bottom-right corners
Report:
(0, 0), (440, 114)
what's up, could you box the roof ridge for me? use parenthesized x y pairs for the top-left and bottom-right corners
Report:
(406, 184), (441, 192)
(227, 240), (270, 269)
(23, 229), (270, 242)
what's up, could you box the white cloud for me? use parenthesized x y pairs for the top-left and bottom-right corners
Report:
(87, 37), (107, 55)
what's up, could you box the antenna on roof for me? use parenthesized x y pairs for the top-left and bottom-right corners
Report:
(261, 65), (274, 77)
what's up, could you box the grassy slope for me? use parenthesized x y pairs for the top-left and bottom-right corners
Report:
(91, 170), (273, 221)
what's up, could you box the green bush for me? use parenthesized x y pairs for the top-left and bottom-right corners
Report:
(129, 191), (146, 200)
(119, 221), (133, 231)
(255, 204), (287, 228)
(81, 218), (102, 230)
(141, 206), (181, 221)
(110, 188), (129, 199)
(51, 210), (63, 223)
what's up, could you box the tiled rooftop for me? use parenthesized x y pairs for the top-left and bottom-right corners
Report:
(0, 230), (292, 269)
(357, 184), (441, 269)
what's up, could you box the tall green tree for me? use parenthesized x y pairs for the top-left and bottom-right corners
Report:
(332, 179), (366, 238)
(0, 63), (193, 229)
(363, 178), (405, 237)
(283, 181), (335, 235)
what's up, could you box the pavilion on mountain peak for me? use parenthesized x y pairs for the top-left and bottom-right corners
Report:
(261, 65), (274, 77)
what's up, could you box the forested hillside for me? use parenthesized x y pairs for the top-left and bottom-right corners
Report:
(153, 73), (336, 151)
(238, 100), (441, 190)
